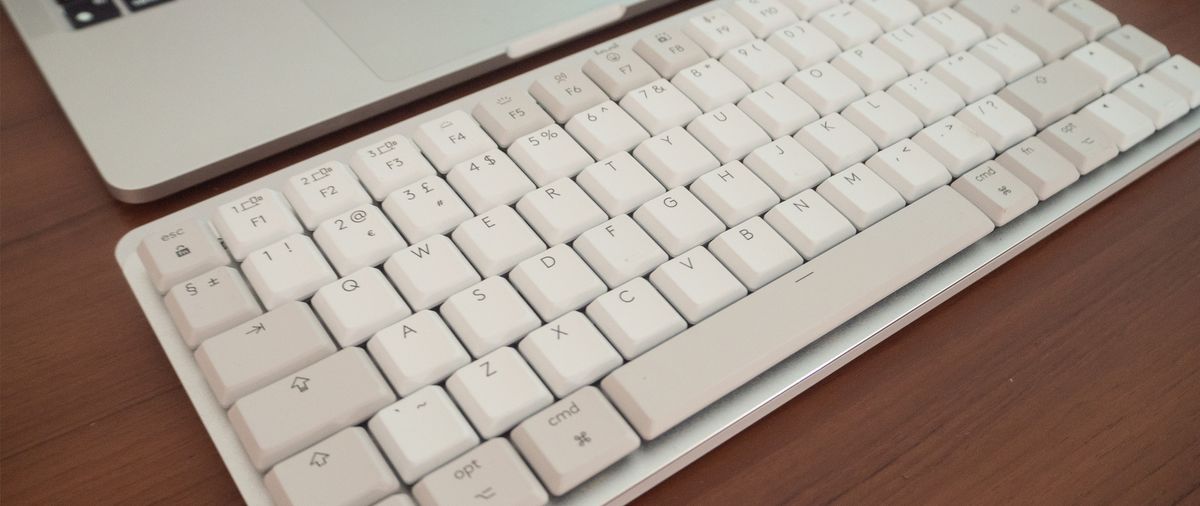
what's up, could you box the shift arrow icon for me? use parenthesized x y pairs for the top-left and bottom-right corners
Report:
(310, 452), (329, 467)
(291, 376), (310, 393)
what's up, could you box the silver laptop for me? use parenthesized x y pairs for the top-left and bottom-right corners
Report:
(2, 0), (670, 202)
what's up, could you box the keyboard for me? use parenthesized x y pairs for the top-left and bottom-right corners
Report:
(114, 0), (1200, 504)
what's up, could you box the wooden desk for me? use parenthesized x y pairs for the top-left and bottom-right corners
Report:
(2, 1), (1198, 503)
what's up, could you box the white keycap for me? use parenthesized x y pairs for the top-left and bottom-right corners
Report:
(508, 124), (595, 186)
(950, 160), (1038, 226)
(816, 163), (905, 229)
(376, 495), (417, 506)
(785, 62), (865, 116)
(368, 386), (480, 484)
(367, 311), (471, 396)
(574, 215), (668, 287)
(795, 112), (878, 173)
(767, 21), (842, 69)
(1100, 25), (1169, 73)
(764, 189), (857, 258)
(581, 44), (659, 100)
(383, 234), (481, 310)
(998, 59), (1103, 130)
(911, 0), (956, 11)
(517, 178), (607, 245)
(633, 187), (726, 256)
(412, 110), (498, 172)
(737, 82), (819, 138)
(955, 94), (1037, 152)
(442, 277), (541, 358)
(686, 103), (772, 163)
(811, 4), (883, 49)
(382, 175), (473, 242)
(138, 220), (229, 293)
(709, 217), (804, 290)
(511, 387), (641, 495)
(518, 312), (623, 397)
(242, 235), (336, 310)
(672, 59), (752, 112)
(312, 267), (411, 347)
(887, 71), (965, 125)
(1038, 114), (1118, 174)
(999, 0), (1086, 62)
(283, 161), (372, 230)
(413, 439), (548, 506)
(586, 278), (688, 359)
(842, 91), (923, 148)
(452, 206), (546, 277)
(263, 427), (400, 506)
(195, 301), (334, 407)
(350, 135), (438, 200)
(1114, 75), (1190, 129)
(632, 126), (721, 188)
(875, 25), (948, 73)
(565, 101), (651, 159)
(690, 161), (781, 226)
(1067, 42), (1137, 92)
(446, 347), (554, 438)
(730, 0), (800, 37)
(213, 189), (303, 261)
(953, 0), (1011, 35)
(620, 79), (702, 135)
(1054, 0), (1118, 41)
(313, 204), (406, 276)
(929, 52), (1004, 103)
(576, 152), (666, 216)
(472, 90), (555, 147)
(165, 266), (262, 348)
(651, 246), (748, 323)
(721, 40), (796, 90)
(633, 29), (709, 78)
(743, 136), (832, 198)
(912, 115), (994, 176)
(969, 34), (1043, 84)
(996, 137), (1080, 200)
(1078, 94), (1155, 151)
(529, 68), (608, 123)
(783, 0), (838, 19)
(509, 244), (607, 321)
(833, 43), (908, 94)
(229, 348), (395, 470)
(915, 8), (985, 54)
(683, 9), (756, 57)
(1151, 55), (1200, 108)
(865, 138), (951, 202)
(446, 150), (536, 213)
(854, 0), (922, 31)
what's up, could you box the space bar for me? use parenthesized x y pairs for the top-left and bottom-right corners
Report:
(601, 186), (996, 439)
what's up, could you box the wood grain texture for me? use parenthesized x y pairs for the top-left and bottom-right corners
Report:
(1, 1), (1198, 504)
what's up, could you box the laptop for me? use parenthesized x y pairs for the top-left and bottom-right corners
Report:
(2, 0), (671, 202)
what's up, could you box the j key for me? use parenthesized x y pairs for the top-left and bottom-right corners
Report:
(743, 136), (832, 198)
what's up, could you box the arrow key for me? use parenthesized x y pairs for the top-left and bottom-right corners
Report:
(264, 427), (401, 506)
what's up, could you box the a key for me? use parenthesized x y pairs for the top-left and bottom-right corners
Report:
(509, 244), (607, 321)
(517, 312), (624, 397)
(229, 348), (395, 470)
(368, 385), (480, 484)
(833, 43), (909, 94)
(165, 266), (262, 348)
(817, 163), (905, 229)
(508, 124), (595, 186)
(445, 150), (536, 213)
(383, 234), (481, 310)
(446, 347), (554, 438)
(950, 161), (1038, 226)
(812, 4), (883, 50)
(633, 29), (709, 78)
(887, 71), (966, 125)
(996, 137), (1080, 200)
(565, 101), (651, 159)
(998, 60), (1102, 130)
(574, 215), (669, 288)
(672, 59), (752, 112)
(582, 44), (660, 100)
(929, 52), (1004, 103)
(1151, 55), (1200, 108)
(720, 40), (796, 91)
(619, 79), (703, 135)
(212, 188), (303, 261)
(138, 220), (229, 292)
(412, 439), (548, 506)
(472, 90), (554, 147)
(412, 110), (498, 173)
(842, 91), (923, 148)
(854, 0), (922, 32)
(382, 175), (473, 242)
(737, 82), (819, 139)
(744, 136), (832, 198)
(730, 0), (800, 38)
(683, 9), (756, 57)
(350, 135), (438, 200)
(969, 34), (1042, 84)
(1078, 94), (1155, 152)
(785, 62), (866, 116)
(912, 115), (994, 176)
(283, 161), (372, 230)
(1067, 42), (1137, 93)
(914, 8), (985, 54)
(441, 277), (541, 358)
(795, 112), (879, 173)
(367, 311), (471, 396)
(575, 152), (666, 216)
(195, 302), (334, 407)
(1037, 114), (1119, 174)
(865, 138), (951, 202)
(1053, 0), (1118, 41)
(1114, 75), (1190, 130)
(517, 178), (607, 245)
(511, 387), (641, 495)
(1100, 25), (1169, 73)
(709, 216), (804, 290)
(586, 278), (688, 359)
(633, 187), (726, 256)
(783, 0), (838, 19)
(690, 161), (781, 226)
(452, 206), (546, 278)
(263, 427), (400, 506)
(529, 68), (609, 123)
(651, 246), (748, 323)
(875, 24), (948, 74)
(311, 267), (410, 347)
(764, 189), (857, 258)
(312, 204), (405, 276)
(687, 103), (771, 163)
(632, 126), (721, 188)
(955, 94), (1037, 152)
(766, 21), (841, 69)
(242, 234), (336, 310)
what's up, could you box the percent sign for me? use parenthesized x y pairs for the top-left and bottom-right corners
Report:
(540, 129), (558, 140)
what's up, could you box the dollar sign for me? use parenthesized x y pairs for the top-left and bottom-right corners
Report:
(185, 282), (198, 296)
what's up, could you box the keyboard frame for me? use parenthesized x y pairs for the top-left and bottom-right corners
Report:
(115, 0), (1200, 502)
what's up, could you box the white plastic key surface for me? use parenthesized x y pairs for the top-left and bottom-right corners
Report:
(685, 103), (770, 163)
(689, 161), (781, 226)
(575, 152), (666, 216)
(412, 110), (498, 173)
(767, 21), (841, 69)
(472, 90), (555, 148)
(785, 62), (866, 116)
(164, 266), (262, 348)
(683, 9), (756, 57)
(743, 137), (831, 198)
(349, 135), (437, 200)
(1077, 94), (1155, 152)
(633, 187), (725, 257)
(441, 277), (541, 358)
(865, 138), (951, 202)
(518, 312), (624, 397)
(509, 244), (607, 321)
(1151, 55), (1200, 108)
(996, 137), (1080, 200)
(1114, 75), (1190, 130)
(620, 79), (703, 135)
(516, 178), (607, 246)
(587, 277), (689, 360)
(451, 205), (546, 278)
(529, 68), (608, 123)
(650, 246), (748, 324)
(708, 216), (804, 290)
(212, 189), (303, 261)
(816, 163), (905, 230)
(241, 234), (336, 310)
(312, 204), (406, 277)
(413, 439), (548, 506)
(368, 385), (480, 484)
(263, 427), (400, 506)
(633, 127), (722, 189)
(764, 189), (857, 259)
(1067, 42), (1137, 93)
(445, 150), (536, 213)
(951, 161), (1038, 226)
(381, 175), (473, 243)
(138, 220), (229, 293)
(565, 101), (651, 160)
(282, 161), (371, 230)
(446, 347), (554, 438)
(915, 8), (985, 54)
(311, 267), (411, 347)
(507, 124), (595, 186)
(795, 113), (879, 173)
(383, 234), (481, 311)
(574, 214), (668, 288)
(367, 311), (471, 396)
(737, 82), (819, 139)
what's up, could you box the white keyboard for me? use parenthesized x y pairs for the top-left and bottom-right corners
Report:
(115, 0), (1200, 504)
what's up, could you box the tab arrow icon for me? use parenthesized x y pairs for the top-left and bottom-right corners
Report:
(246, 323), (266, 335)
(291, 376), (310, 393)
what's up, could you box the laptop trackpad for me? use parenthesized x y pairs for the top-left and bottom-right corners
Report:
(304, 0), (625, 82)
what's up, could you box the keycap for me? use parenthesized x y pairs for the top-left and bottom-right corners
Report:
(451, 206), (546, 278)
(842, 91), (923, 148)
(602, 186), (994, 439)
(446, 150), (536, 214)
(138, 220), (229, 292)
(368, 385), (480, 484)
(832, 43), (908, 94)
(1053, 0), (1118, 41)
(998, 59), (1102, 130)
(709, 216), (804, 290)
(887, 71), (966, 125)
(441, 277), (541, 358)
(565, 101), (651, 159)
(263, 427), (400, 506)
(575, 152), (666, 216)
(683, 9), (756, 57)
(737, 82), (819, 139)
(929, 52), (1004, 103)
(1067, 42), (1137, 93)
(633, 127), (721, 188)
(651, 246), (748, 323)
(165, 266), (263, 348)
(367, 311), (471, 396)
(912, 116), (994, 176)
(969, 34), (1042, 84)
(955, 94), (1036, 152)
(743, 136), (832, 198)
(574, 214), (669, 288)
(587, 278), (688, 359)
(865, 138), (951, 202)
(854, 0), (922, 32)
(795, 112), (879, 173)
(381, 175), (473, 242)
(915, 8), (985, 54)
(633, 29), (708, 78)
(633, 187), (725, 256)
(1151, 55), (1200, 108)
(376, 495), (417, 506)
(785, 62), (866, 115)
(241, 234), (336, 310)
(195, 301), (334, 407)
(529, 68), (608, 123)
(312, 204), (406, 276)
(720, 40), (796, 90)
(383, 234), (481, 310)
(582, 44), (660, 100)
(412, 110), (498, 172)
(507, 124), (595, 186)
(517, 312), (623, 397)
(996, 137), (1080, 200)
(999, 0), (1086, 62)
(447, 347), (554, 437)
(229, 347), (395, 470)
(812, 4), (883, 49)
(1100, 25), (1169, 73)
(910, 0), (956, 11)
(283, 161), (372, 230)
(1077, 94), (1155, 152)
(511, 387), (641, 495)
(517, 178), (608, 245)
(686, 103), (772, 163)
(311, 267), (411, 347)
(412, 439), (548, 506)
(212, 189), (303, 261)
(816, 163), (905, 229)
(509, 244), (607, 321)
(783, 0), (838, 19)
(1113, 75), (1189, 130)
(672, 59), (752, 112)
(764, 189), (857, 258)
(472, 90), (554, 147)
(953, 0), (1015, 35)
(766, 21), (842, 69)
(690, 161), (782, 226)
(951, 161), (1038, 226)
(350, 135), (438, 200)
(730, 0), (800, 38)
(874, 24), (948, 74)
(619, 79), (703, 135)
(1037, 114), (1119, 174)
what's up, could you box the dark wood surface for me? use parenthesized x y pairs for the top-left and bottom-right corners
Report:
(2, 1), (1199, 504)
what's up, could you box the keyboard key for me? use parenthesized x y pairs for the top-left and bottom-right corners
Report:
(383, 234), (481, 310)
(795, 112), (878, 173)
(1053, 0), (1118, 41)
(283, 161), (372, 230)
(263, 427), (400, 506)
(165, 266), (262, 348)
(875, 25), (948, 74)
(915, 8), (985, 54)
(632, 126), (721, 188)
(996, 137), (1080, 200)
(720, 40), (796, 91)
(1037, 114), (1119, 174)
(1151, 55), (1200, 108)
(998, 59), (1102, 130)
(970, 34), (1042, 84)
(784, 62), (866, 116)
(865, 139), (950, 203)
(441, 277), (541, 358)
(730, 0), (800, 37)
(690, 161), (781, 226)
(575, 152), (666, 216)
(816, 163), (905, 229)
(812, 4), (883, 50)
(413, 439), (548, 506)
(350, 135), (438, 200)
(582, 44), (660, 100)
(1078, 94), (1155, 152)
(446, 150), (536, 213)
(1100, 25), (1169, 73)
(510, 244), (607, 321)
(212, 189), (303, 261)
(783, 0), (838, 19)
(1000, 0), (1086, 62)
(529, 69), (608, 123)
(586, 278), (688, 359)
(507, 124), (595, 186)
(833, 43), (908, 94)
(929, 52), (1004, 103)
(229, 347), (395, 470)
(619, 79), (702, 135)
(517, 312), (623, 397)
(764, 189), (857, 259)
(910, 0), (956, 11)
(452, 206), (546, 278)
(737, 82), (819, 139)
(633, 29), (708, 78)
(672, 59), (752, 112)
(951, 161), (1038, 226)
(447, 347), (554, 437)
(1114, 75), (1190, 130)
(311, 267), (410, 347)
(138, 219), (229, 293)
(687, 103), (771, 163)
(651, 246), (748, 323)
(472, 90), (554, 147)
(912, 116), (994, 176)
(376, 495), (417, 506)
(1067, 42), (1137, 93)
(367, 311), (471, 396)
(766, 21), (841, 69)
(242, 234), (336, 310)
(313, 204), (406, 276)
(368, 385), (479, 484)
(633, 187), (725, 256)
(955, 94), (1036, 152)
(743, 136), (832, 198)
(709, 216), (804, 290)
(574, 214), (668, 288)
(854, 0), (922, 32)
(683, 9), (756, 56)
(412, 110), (498, 173)
(842, 91), (923, 148)
(887, 71), (965, 125)
(382, 175), (473, 242)
(517, 178), (607, 245)
(565, 101), (650, 159)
